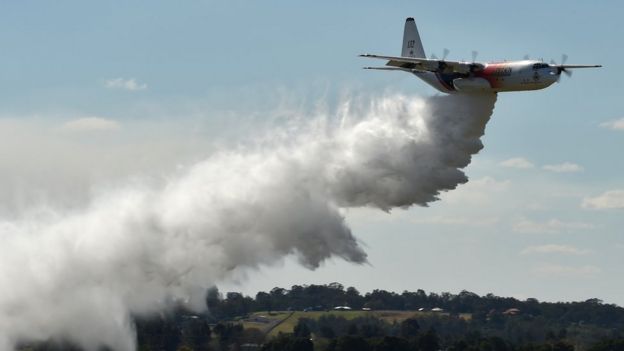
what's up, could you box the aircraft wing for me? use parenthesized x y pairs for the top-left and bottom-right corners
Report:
(363, 66), (422, 72)
(360, 54), (484, 74)
(557, 64), (602, 68)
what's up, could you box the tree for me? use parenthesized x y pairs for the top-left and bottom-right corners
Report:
(256, 291), (273, 312)
(346, 287), (364, 309)
(241, 328), (265, 345)
(552, 341), (574, 351)
(213, 322), (243, 350)
(418, 328), (440, 351)
(135, 316), (182, 351)
(180, 317), (211, 350)
(331, 335), (371, 351)
(347, 323), (359, 336)
(294, 319), (312, 338)
(206, 286), (223, 320)
(320, 325), (337, 339)
(262, 333), (313, 351)
(588, 338), (624, 351)
(400, 318), (420, 339)
(373, 336), (410, 351)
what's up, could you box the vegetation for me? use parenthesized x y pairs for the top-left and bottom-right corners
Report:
(18, 283), (624, 350)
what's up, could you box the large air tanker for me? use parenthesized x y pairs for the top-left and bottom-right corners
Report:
(360, 18), (601, 94)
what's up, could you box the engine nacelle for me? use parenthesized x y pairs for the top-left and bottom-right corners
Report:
(452, 77), (492, 92)
(452, 64), (472, 74)
(422, 61), (441, 71)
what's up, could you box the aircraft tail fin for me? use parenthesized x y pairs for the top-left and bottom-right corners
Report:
(401, 17), (426, 58)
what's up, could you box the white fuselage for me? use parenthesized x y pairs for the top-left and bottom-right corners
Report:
(414, 60), (559, 93)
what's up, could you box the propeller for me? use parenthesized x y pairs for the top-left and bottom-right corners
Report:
(551, 54), (572, 82)
(430, 48), (450, 60)
(471, 50), (479, 63)
(523, 54), (530, 60)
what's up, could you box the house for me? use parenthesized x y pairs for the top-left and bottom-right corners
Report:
(333, 306), (352, 311)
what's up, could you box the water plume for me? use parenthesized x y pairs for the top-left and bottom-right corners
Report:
(0, 92), (496, 350)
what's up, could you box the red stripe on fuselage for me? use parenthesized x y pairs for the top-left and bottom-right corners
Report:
(474, 63), (511, 89)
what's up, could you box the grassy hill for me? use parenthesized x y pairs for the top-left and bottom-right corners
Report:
(241, 310), (460, 337)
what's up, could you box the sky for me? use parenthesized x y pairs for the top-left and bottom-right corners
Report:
(0, 0), (622, 306)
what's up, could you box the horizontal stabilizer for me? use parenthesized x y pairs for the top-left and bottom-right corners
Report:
(363, 66), (414, 72)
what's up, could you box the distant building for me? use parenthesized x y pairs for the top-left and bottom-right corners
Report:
(248, 316), (270, 323)
(503, 308), (521, 316)
(333, 306), (352, 311)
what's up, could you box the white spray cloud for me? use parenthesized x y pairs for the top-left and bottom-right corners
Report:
(582, 189), (624, 209)
(599, 117), (624, 131)
(534, 264), (601, 278)
(520, 244), (590, 255)
(0, 93), (496, 350)
(513, 218), (594, 234)
(500, 157), (534, 169)
(61, 117), (121, 132)
(542, 162), (583, 173)
(105, 78), (147, 91)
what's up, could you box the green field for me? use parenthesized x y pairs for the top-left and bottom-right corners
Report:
(241, 311), (293, 335)
(240, 310), (455, 338)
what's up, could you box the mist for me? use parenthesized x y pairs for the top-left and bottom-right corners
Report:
(0, 93), (496, 350)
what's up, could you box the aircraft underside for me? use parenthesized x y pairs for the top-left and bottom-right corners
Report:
(414, 70), (556, 94)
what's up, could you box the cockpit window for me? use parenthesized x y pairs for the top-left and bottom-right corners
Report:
(532, 63), (549, 69)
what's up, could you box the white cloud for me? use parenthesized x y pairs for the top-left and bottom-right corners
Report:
(61, 117), (121, 132)
(542, 162), (583, 173)
(513, 218), (594, 234)
(469, 176), (511, 189)
(521, 244), (590, 255)
(582, 190), (624, 210)
(104, 77), (147, 91)
(534, 264), (601, 277)
(600, 117), (624, 131)
(440, 176), (510, 205)
(412, 215), (499, 227)
(500, 157), (534, 169)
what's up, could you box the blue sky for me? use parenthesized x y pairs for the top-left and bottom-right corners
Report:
(1, 1), (622, 305)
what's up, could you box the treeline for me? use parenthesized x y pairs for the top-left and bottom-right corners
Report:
(207, 283), (624, 328)
(263, 316), (580, 351)
(18, 283), (624, 350)
(264, 313), (624, 351)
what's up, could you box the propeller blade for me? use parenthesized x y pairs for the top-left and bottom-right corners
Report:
(523, 54), (530, 60)
(471, 50), (478, 62)
(442, 48), (450, 60)
(563, 69), (572, 77)
(550, 59), (556, 65)
(430, 53), (438, 60)
(561, 54), (568, 65)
